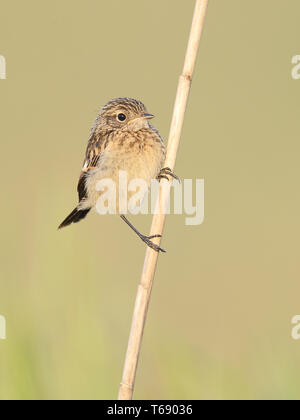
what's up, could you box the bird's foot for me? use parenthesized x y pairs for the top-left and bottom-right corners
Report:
(140, 234), (166, 253)
(157, 167), (180, 183)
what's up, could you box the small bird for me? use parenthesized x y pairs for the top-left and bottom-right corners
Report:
(58, 98), (177, 252)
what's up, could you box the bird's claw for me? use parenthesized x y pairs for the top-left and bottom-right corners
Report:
(141, 235), (166, 253)
(157, 167), (180, 183)
(148, 234), (162, 239)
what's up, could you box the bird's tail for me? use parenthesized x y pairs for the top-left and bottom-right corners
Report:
(58, 207), (91, 229)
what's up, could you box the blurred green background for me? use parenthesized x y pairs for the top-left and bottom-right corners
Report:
(0, 0), (300, 400)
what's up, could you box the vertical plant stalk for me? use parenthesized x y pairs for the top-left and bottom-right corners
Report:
(118, 0), (209, 400)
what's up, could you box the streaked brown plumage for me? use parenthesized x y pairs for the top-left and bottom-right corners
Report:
(58, 97), (176, 252)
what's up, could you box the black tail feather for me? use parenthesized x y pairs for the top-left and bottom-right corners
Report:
(58, 207), (91, 229)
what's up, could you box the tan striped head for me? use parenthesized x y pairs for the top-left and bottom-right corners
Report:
(93, 98), (154, 133)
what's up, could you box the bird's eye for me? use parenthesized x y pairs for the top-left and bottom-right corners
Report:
(117, 113), (126, 122)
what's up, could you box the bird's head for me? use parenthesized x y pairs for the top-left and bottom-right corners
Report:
(94, 98), (154, 133)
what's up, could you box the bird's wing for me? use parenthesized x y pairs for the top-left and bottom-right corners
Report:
(77, 131), (109, 202)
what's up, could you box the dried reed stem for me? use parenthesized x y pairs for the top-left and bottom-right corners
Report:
(118, 0), (209, 400)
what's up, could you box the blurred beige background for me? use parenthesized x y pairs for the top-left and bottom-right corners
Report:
(0, 0), (300, 400)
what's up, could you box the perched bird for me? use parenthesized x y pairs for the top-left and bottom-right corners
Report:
(58, 98), (177, 252)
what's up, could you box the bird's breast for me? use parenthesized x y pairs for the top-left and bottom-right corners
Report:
(84, 129), (166, 212)
(100, 129), (165, 182)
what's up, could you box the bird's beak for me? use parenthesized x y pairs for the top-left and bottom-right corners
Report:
(127, 113), (155, 128)
(143, 113), (154, 120)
